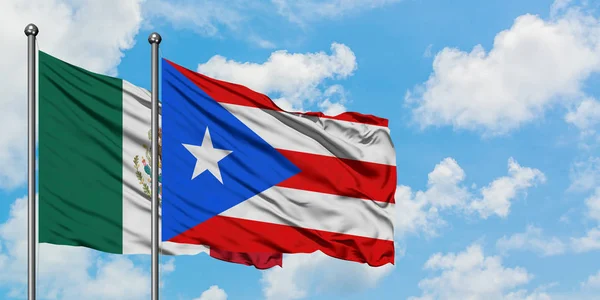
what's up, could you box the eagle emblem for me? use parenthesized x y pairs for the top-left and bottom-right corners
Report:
(133, 128), (162, 202)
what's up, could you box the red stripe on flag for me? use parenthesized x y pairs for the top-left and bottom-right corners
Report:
(165, 59), (389, 127)
(276, 149), (396, 203)
(209, 248), (282, 269)
(169, 216), (395, 267)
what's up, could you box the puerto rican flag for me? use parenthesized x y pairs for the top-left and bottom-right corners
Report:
(161, 58), (396, 267)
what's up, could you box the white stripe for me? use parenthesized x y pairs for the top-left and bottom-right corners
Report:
(219, 186), (395, 241)
(220, 103), (396, 166)
(121, 80), (208, 255)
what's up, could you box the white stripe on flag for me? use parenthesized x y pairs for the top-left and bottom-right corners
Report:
(219, 186), (395, 241)
(221, 103), (396, 166)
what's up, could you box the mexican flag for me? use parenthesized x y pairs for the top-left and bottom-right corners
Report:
(38, 51), (281, 269)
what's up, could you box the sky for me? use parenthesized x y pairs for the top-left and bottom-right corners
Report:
(1, 0), (600, 299)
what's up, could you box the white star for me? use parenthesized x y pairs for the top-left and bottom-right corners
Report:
(182, 127), (232, 183)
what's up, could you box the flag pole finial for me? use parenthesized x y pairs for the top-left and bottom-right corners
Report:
(148, 32), (161, 44)
(24, 23), (39, 36)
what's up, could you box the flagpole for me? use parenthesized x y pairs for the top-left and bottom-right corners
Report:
(25, 23), (38, 300)
(149, 32), (162, 300)
(24, 23), (39, 300)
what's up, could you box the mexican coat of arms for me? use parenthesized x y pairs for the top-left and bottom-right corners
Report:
(133, 128), (162, 202)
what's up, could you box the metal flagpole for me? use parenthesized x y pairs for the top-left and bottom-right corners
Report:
(149, 32), (162, 300)
(25, 23), (38, 300)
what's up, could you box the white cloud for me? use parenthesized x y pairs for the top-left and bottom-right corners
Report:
(74, 257), (149, 299)
(260, 252), (394, 300)
(565, 98), (600, 144)
(394, 157), (468, 237)
(469, 158), (546, 218)
(143, 0), (246, 37)
(395, 157), (545, 237)
(581, 270), (600, 290)
(158, 258), (176, 288)
(565, 97), (600, 130)
(497, 187), (600, 255)
(423, 44), (434, 58)
(142, 1), (282, 48)
(160, 258), (175, 274)
(528, 271), (600, 299)
(401, 158), (467, 220)
(571, 228), (600, 253)
(569, 157), (600, 192)
(422, 157), (471, 208)
(569, 186), (600, 253)
(143, 0), (398, 46)
(317, 85), (348, 115)
(585, 188), (600, 222)
(503, 289), (552, 300)
(194, 285), (228, 300)
(197, 43), (357, 112)
(550, 0), (574, 17)
(496, 225), (566, 256)
(248, 35), (277, 49)
(0, 0), (144, 189)
(318, 99), (347, 116)
(409, 243), (540, 300)
(394, 185), (445, 237)
(272, 0), (402, 25)
(0, 196), (150, 299)
(406, 5), (600, 135)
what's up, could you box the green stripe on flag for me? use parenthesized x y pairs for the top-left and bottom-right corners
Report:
(39, 51), (124, 253)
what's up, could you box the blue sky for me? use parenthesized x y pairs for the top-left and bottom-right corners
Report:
(1, 0), (600, 299)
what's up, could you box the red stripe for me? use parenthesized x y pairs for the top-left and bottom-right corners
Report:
(209, 248), (282, 269)
(276, 149), (396, 203)
(165, 59), (389, 127)
(169, 216), (395, 267)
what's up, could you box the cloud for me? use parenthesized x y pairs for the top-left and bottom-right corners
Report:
(394, 185), (445, 237)
(569, 186), (600, 253)
(503, 289), (553, 300)
(551, 0), (574, 16)
(496, 225), (567, 257)
(395, 157), (545, 237)
(423, 44), (434, 58)
(565, 98), (600, 130)
(158, 258), (176, 288)
(581, 270), (600, 290)
(406, 4), (600, 136)
(197, 43), (357, 112)
(496, 186), (600, 255)
(248, 36), (277, 49)
(260, 252), (394, 300)
(272, 0), (402, 25)
(143, 0), (399, 46)
(0, 196), (150, 299)
(565, 97), (600, 146)
(394, 157), (469, 237)
(143, 0), (281, 48)
(409, 243), (544, 300)
(569, 157), (600, 192)
(0, 0), (144, 189)
(469, 158), (546, 218)
(409, 238), (597, 300)
(585, 188), (600, 222)
(143, 0), (246, 37)
(194, 285), (228, 300)
(160, 258), (176, 274)
(571, 228), (600, 253)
